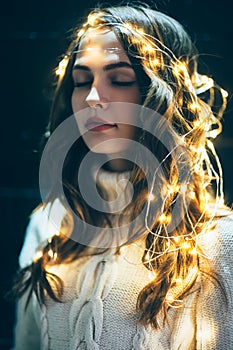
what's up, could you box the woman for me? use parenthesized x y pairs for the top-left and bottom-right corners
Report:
(12, 4), (233, 350)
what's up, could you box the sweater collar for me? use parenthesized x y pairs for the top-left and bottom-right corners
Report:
(95, 166), (132, 204)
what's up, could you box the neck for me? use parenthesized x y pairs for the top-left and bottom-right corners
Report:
(103, 158), (134, 172)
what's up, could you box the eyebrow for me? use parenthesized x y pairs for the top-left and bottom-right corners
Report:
(73, 61), (133, 71)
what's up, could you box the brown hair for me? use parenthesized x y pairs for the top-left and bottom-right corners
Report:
(14, 4), (228, 328)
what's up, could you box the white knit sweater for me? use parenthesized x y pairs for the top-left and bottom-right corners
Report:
(12, 170), (233, 350)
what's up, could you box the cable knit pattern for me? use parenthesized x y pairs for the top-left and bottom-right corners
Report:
(41, 303), (49, 350)
(132, 325), (148, 350)
(12, 169), (233, 350)
(69, 253), (119, 350)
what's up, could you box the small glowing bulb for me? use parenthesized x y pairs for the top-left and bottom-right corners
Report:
(151, 58), (160, 66)
(173, 62), (187, 76)
(190, 266), (198, 276)
(148, 270), (156, 280)
(174, 277), (182, 284)
(178, 63), (187, 73)
(148, 193), (156, 202)
(221, 88), (228, 98)
(120, 245), (128, 255)
(167, 184), (180, 195)
(33, 250), (43, 262)
(77, 28), (85, 37)
(87, 14), (99, 26)
(159, 213), (166, 223)
(193, 119), (201, 128)
(182, 241), (190, 249)
(158, 213), (171, 225)
(180, 184), (187, 193)
(55, 56), (69, 76)
(124, 21), (134, 32)
(142, 44), (154, 54)
(48, 249), (54, 258)
(189, 191), (196, 199)
(180, 135), (186, 144)
(166, 295), (174, 303)
(207, 129), (219, 139)
(47, 249), (58, 260)
(173, 236), (180, 243)
(190, 247), (197, 255)
(188, 101), (198, 112)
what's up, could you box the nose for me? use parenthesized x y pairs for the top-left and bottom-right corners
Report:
(86, 86), (109, 109)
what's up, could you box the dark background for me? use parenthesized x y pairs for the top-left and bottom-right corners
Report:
(0, 0), (232, 348)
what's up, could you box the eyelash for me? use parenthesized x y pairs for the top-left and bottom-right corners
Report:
(74, 81), (136, 88)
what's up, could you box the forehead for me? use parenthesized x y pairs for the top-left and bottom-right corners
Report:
(74, 29), (130, 65)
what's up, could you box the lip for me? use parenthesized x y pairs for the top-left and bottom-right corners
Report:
(85, 117), (117, 131)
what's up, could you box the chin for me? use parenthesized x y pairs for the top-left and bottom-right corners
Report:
(89, 145), (127, 155)
(84, 138), (132, 155)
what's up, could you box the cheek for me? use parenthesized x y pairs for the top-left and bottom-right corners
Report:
(71, 91), (77, 112)
(118, 90), (140, 104)
(129, 86), (141, 104)
(71, 90), (86, 113)
(122, 125), (139, 141)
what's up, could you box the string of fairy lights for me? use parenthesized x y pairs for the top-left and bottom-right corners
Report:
(37, 12), (228, 306)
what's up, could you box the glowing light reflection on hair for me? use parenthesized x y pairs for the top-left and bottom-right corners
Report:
(51, 15), (228, 300)
(55, 56), (69, 76)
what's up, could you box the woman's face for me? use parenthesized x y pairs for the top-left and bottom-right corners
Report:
(71, 29), (141, 170)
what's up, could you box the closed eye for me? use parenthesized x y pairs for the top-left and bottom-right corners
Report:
(74, 81), (92, 88)
(74, 80), (137, 88)
(112, 81), (136, 86)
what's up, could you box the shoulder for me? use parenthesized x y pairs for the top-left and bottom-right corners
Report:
(198, 209), (233, 275)
(195, 211), (233, 346)
(19, 199), (66, 268)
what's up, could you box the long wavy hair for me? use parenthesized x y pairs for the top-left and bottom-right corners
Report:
(14, 4), (228, 328)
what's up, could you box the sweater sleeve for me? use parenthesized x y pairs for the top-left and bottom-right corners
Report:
(11, 290), (41, 350)
(12, 200), (66, 350)
(196, 215), (233, 349)
(19, 199), (66, 268)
